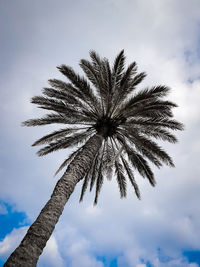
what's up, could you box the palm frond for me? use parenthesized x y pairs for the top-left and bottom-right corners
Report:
(121, 123), (178, 143)
(57, 65), (102, 115)
(136, 148), (163, 168)
(79, 142), (104, 202)
(119, 85), (172, 115)
(120, 62), (137, 87)
(114, 159), (127, 198)
(123, 142), (156, 186)
(103, 140), (114, 180)
(79, 171), (91, 202)
(112, 72), (147, 114)
(112, 50), (125, 85)
(48, 79), (83, 99)
(120, 155), (141, 199)
(31, 95), (90, 119)
(94, 172), (104, 205)
(93, 141), (106, 204)
(37, 129), (93, 156)
(48, 79), (75, 91)
(54, 133), (97, 176)
(54, 149), (80, 176)
(140, 127), (178, 143)
(42, 87), (97, 119)
(116, 134), (156, 186)
(129, 72), (147, 89)
(31, 96), (66, 110)
(104, 58), (112, 94)
(32, 127), (89, 146)
(90, 149), (101, 192)
(89, 50), (102, 72)
(124, 118), (184, 131)
(120, 129), (174, 167)
(123, 100), (176, 119)
(22, 113), (77, 127)
(80, 59), (101, 90)
(110, 138), (127, 198)
(43, 87), (77, 104)
(109, 62), (139, 117)
(88, 51), (112, 113)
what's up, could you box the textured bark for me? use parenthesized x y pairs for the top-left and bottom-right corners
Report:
(4, 134), (103, 267)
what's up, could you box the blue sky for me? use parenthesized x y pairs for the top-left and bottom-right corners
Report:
(0, 202), (29, 240)
(1, 0), (200, 266)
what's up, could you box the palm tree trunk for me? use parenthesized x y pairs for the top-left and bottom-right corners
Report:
(4, 134), (103, 267)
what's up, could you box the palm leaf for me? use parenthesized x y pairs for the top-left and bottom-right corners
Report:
(57, 65), (102, 115)
(22, 113), (78, 127)
(121, 129), (174, 167)
(110, 138), (127, 198)
(37, 129), (93, 156)
(94, 141), (106, 204)
(119, 85), (171, 115)
(90, 149), (101, 192)
(79, 170), (91, 202)
(125, 118), (184, 131)
(80, 59), (101, 90)
(32, 127), (89, 146)
(103, 139), (115, 180)
(120, 155), (141, 199)
(140, 127), (178, 143)
(114, 159), (127, 198)
(54, 149), (80, 176)
(112, 50), (125, 85)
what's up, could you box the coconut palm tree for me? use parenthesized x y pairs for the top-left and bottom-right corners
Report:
(4, 50), (183, 266)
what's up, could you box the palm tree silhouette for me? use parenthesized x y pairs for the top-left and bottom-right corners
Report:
(5, 50), (183, 266)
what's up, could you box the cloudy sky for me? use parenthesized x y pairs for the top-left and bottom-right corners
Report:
(1, 0), (200, 266)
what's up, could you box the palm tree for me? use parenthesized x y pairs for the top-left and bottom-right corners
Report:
(4, 50), (183, 266)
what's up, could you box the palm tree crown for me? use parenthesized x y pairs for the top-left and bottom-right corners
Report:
(23, 50), (184, 204)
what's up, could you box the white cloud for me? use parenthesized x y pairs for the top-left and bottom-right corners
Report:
(39, 235), (65, 267)
(0, 227), (64, 267)
(1, 0), (200, 266)
(0, 227), (28, 258)
(53, 224), (104, 267)
(150, 257), (199, 267)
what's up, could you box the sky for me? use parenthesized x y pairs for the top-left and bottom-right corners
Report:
(0, 0), (200, 266)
